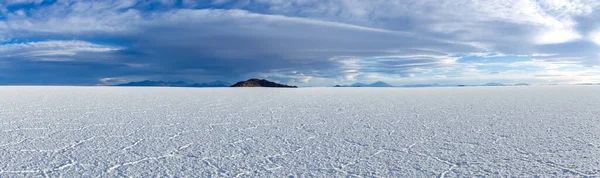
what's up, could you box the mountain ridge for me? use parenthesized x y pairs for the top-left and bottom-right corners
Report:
(115, 80), (231, 87)
(335, 81), (394, 87)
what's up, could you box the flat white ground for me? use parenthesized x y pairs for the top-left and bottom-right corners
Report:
(0, 86), (599, 177)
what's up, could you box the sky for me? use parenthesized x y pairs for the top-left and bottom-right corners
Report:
(1, 0), (600, 86)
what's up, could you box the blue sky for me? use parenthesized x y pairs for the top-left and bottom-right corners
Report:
(1, 0), (600, 86)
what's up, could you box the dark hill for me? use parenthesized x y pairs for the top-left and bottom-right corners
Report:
(231, 79), (297, 88)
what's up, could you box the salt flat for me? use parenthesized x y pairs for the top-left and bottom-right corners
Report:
(0, 86), (599, 177)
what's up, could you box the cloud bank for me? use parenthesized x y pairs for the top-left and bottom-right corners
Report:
(1, 0), (599, 85)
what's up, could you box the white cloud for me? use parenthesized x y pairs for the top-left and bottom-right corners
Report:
(0, 40), (121, 61)
(534, 27), (582, 44)
(3, 0), (44, 5)
(590, 30), (600, 46)
(2, 1), (141, 38)
(96, 76), (148, 85)
(243, 0), (600, 48)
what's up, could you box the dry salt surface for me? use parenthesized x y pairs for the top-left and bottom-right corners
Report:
(1, 86), (599, 177)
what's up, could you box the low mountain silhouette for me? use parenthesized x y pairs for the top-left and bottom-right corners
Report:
(116, 80), (186, 87)
(115, 80), (231, 87)
(401, 83), (469, 88)
(186, 81), (231, 87)
(337, 81), (394, 87)
(402, 83), (442, 88)
(482, 82), (507, 86)
(367, 81), (393, 87)
(350, 83), (368, 87)
(514, 83), (531, 86)
(575, 83), (600, 85)
(231, 79), (298, 88)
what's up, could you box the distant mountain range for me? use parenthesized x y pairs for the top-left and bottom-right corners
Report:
(334, 82), (533, 88)
(482, 82), (507, 86)
(514, 83), (531, 86)
(576, 83), (600, 85)
(335, 81), (394, 87)
(115, 80), (231, 87)
(401, 83), (444, 88)
(401, 83), (471, 87)
(115, 80), (536, 88)
(482, 82), (532, 86)
(231, 79), (297, 88)
(115, 79), (297, 88)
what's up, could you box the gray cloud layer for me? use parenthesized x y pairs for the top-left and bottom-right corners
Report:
(1, 0), (599, 85)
